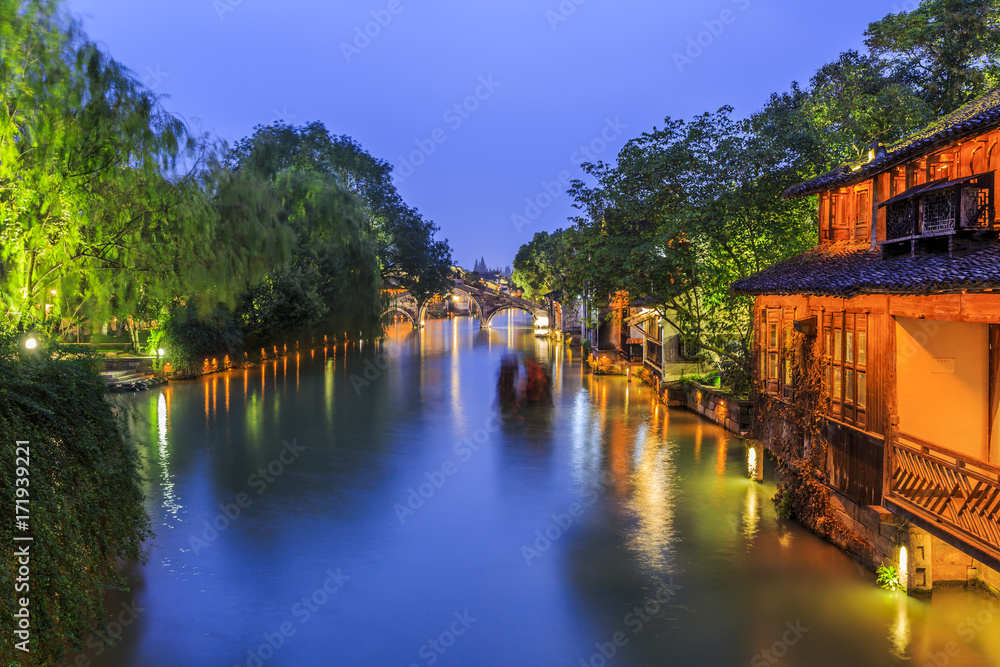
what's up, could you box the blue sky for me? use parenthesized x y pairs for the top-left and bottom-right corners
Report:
(66, 0), (906, 270)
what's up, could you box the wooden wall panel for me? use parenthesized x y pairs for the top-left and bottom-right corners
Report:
(868, 310), (893, 437)
(889, 294), (1000, 323)
(889, 294), (963, 320)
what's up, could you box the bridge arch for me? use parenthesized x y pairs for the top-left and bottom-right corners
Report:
(484, 305), (543, 328)
(382, 307), (417, 327)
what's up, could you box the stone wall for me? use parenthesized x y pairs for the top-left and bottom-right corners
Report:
(671, 382), (752, 436)
(826, 488), (906, 572)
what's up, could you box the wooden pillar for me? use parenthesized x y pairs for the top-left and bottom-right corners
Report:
(989, 324), (1000, 464)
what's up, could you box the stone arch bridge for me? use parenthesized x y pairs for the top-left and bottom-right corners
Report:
(384, 282), (550, 329)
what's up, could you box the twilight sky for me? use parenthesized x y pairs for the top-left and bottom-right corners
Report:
(66, 0), (902, 270)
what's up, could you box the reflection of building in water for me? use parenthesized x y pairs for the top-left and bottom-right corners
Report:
(628, 417), (677, 571)
(569, 391), (607, 491)
(742, 484), (760, 545)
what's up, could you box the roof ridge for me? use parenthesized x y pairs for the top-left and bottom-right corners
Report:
(784, 84), (1000, 199)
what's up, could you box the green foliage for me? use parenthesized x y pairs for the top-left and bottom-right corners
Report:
(803, 50), (932, 166)
(511, 229), (577, 299)
(715, 339), (753, 398)
(678, 372), (719, 388)
(0, 1), (289, 335)
(160, 301), (244, 370)
(774, 486), (794, 520)
(865, 0), (1000, 116)
(876, 563), (904, 591)
(229, 122), (453, 306)
(565, 106), (816, 367)
(0, 327), (151, 665)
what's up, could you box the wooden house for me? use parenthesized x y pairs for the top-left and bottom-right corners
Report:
(734, 86), (1000, 593)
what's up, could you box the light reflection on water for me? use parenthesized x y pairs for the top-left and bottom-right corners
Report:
(87, 315), (1000, 667)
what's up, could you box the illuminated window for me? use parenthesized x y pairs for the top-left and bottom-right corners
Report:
(829, 313), (868, 428)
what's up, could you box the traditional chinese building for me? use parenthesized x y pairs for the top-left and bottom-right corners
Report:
(733, 86), (1000, 594)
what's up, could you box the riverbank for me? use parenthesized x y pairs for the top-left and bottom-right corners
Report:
(84, 318), (1000, 667)
(630, 361), (1000, 601)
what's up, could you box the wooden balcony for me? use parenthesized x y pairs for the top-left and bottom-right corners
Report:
(879, 173), (994, 248)
(885, 430), (1000, 565)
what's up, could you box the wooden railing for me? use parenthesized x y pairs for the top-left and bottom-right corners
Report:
(886, 431), (1000, 560)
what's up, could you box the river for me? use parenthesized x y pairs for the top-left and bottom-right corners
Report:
(85, 314), (1000, 667)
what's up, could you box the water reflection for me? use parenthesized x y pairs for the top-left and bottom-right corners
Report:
(890, 593), (911, 659)
(86, 317), (1000, 667)
(156, 392), (182, 527)
(628, 415), (677, 571)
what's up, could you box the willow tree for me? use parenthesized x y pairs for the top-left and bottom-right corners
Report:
(229, 122), (453, 309)
(237, 168), (384, 345)
(0, 1), (287, 343)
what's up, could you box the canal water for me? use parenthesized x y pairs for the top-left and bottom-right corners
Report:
(86, 315), (1000, 667)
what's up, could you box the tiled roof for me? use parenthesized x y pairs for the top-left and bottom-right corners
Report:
(731, 241), (1000, 297)
(784, 86), (1000, 199)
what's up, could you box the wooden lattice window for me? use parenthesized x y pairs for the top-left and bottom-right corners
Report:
(761, 307), (796, 397)
(764, 308), (781, 395)
(921, 189), (957, 235)
(854, 188), (870, 239)
(829, 193), (843, 233)
(825, 312), (867, 428)
(961, 187), (991, 229)
(781, 310), (795, 399)
(886, 200), (916, 240)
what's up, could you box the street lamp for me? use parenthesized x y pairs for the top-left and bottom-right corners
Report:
(23, 336), (38, 351)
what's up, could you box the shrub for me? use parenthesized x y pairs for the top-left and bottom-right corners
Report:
(0, 328), (151, 665)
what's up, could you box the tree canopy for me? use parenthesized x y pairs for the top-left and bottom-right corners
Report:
(0, 2), (288, 337)
(229, 122), (453, 306)
(514, 0), (1000, 394)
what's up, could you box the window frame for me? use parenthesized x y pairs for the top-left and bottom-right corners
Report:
(825, 311), (868, 429)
